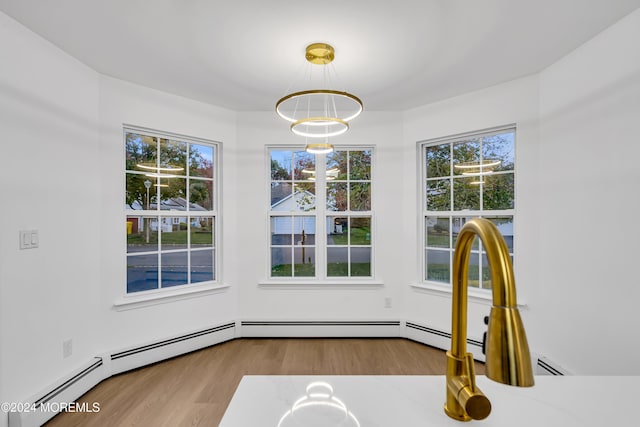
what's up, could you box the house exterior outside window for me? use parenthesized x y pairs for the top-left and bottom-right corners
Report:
(269, 147), (374, 280)
(125, 126), (220, 294)
(420, 126), (515, 290)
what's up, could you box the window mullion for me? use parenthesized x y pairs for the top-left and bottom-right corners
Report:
(316, 152), (327, 280)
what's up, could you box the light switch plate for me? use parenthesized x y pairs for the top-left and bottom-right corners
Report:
(19, 230), (38, 249)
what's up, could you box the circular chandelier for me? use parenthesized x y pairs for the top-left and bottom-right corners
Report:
(275, 43), (363, 148)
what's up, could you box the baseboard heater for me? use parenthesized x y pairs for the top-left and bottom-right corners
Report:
(110, 322), (236, 375)
(405, 321), (485, 361)
(8, 358), (104, 427)
(536, 357), (567, 375)
(241, 320), (401, 337)
(8, 322), (236, 427)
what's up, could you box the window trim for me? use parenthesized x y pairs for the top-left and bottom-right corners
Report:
(265, 144), (376, 283)
(417, 124), (516, 291)
(123, 124), (222, 300)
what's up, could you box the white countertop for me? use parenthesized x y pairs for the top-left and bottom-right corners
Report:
(220, 375), (636, 427)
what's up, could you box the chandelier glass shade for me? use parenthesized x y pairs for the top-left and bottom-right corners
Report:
(275, 43), (363, 148)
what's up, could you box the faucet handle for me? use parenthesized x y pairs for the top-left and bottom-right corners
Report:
(465, 352), (477, 391)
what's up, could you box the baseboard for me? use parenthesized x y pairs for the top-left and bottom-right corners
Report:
(405, 321), (485, 361)
(535, 356), (568, 375)
(110, 322), (236, 375)
(240, 320), (402, 337)
(7, 322), (236, 427)
(8, 358), (105, 427)
(6, 319), (566, 426)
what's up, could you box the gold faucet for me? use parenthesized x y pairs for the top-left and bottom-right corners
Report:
(444, 218), (534, 421)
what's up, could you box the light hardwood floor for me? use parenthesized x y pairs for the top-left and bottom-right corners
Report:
(44, 338), (484, 426)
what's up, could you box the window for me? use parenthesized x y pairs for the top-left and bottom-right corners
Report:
(269, 147), (373, 279)
(125, 127), (219, 294)
(420, 127), (515, 290)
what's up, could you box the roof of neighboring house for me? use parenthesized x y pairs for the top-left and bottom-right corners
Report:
(127, 197), (208, 211)
(271, 185), (316, 211)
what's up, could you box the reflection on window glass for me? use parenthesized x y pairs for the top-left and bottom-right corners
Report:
(294, 151), (315, 180)
(125, 129), (218, 293)
(483, 132), (514, 172)
(326, 151), (347, 180)
(159, 139), (188, 174)
(453, 140), (480, 176)
(422, 128), (515, 290)
(269, 147), (373, 280)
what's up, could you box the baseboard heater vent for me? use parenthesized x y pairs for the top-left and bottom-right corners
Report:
(241, 320), (401, 337)
(405, 321), (484, 361)
(8, 358), (104, 427)
(110, 322), (236, 375)
(537, 357), (567, 376)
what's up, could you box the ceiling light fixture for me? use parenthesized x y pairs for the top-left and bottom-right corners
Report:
(276, 43), (363, 154)
(305, 140), (335, 155)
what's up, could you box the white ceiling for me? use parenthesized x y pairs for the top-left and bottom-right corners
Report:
(2, 1), (639, 111)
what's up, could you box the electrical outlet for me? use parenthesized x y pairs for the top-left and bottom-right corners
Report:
(384, 297), (392, 309)
(63, 339), (73, 358)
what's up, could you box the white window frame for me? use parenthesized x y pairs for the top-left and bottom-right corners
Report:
(123, 125), (222, 301)
(419, 125), (516, 293)
(266, 145), (376, 283)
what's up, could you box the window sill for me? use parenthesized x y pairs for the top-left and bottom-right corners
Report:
(258, 279), (384, 290)
(113, 283), (231, 311)
(409, 282), (528, 308)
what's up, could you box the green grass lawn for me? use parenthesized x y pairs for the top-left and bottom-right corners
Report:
(127, 230), (211, 245)
(271, 262), (371, 277)
(329, 227), (370, 245)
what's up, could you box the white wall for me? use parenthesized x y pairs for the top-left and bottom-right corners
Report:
(96, 76), (238, 354)
(2, 9), (639, 423)
(402, 8), (640, 374)
(534, 9), (640, 374)
(0, 11), (101, 426)
(0, 11), (239, 427)
(402, 75), (541, 345)
(235, 111), (406, 321)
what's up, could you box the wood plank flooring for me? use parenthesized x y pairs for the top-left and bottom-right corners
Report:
(44, 338), (483, 427)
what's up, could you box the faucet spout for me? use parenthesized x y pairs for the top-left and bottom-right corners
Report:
(444, 218), (534, 421)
